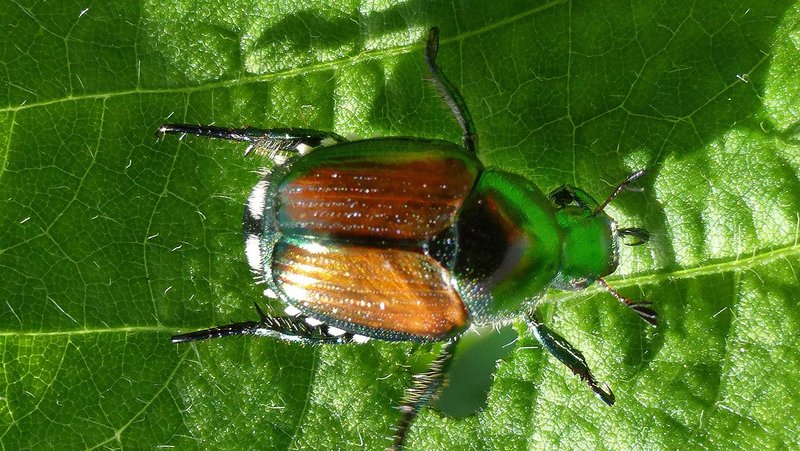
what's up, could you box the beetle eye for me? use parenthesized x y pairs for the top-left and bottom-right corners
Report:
(549, 185), (596, 209)
(549, 185), (576, 207)
(619, 227), (650, 246)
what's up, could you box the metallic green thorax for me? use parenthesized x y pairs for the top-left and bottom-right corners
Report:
(450, 169), (561, 322)
(552, 206), (618, 289)
(450, 170), (620, 323)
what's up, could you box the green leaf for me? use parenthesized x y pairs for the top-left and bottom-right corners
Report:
(1, 1), (799, 449)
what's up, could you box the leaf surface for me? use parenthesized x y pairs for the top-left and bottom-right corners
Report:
(1, 1), (798, 449)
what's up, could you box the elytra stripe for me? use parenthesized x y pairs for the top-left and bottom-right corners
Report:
(278, 157), (477, 240)
(272, 241), (468, 340)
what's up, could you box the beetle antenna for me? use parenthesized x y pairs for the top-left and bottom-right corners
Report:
(594, 169), (647, 215)
(597, 277), (657, 326)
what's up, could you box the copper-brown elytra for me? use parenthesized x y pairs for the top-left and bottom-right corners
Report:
(160, 27), (656, 450)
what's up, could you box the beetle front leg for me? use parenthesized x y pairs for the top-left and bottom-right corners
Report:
(158, 124), (346, 162)
(391, 338), (458, 451)
(526, 311), (615, 405)
(171, 303), (359, 345)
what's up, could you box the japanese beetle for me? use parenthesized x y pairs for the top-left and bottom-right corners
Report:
(160, 27), (656, 450)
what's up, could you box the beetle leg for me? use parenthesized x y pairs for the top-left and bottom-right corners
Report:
(424, 27), (478, 155)
(391, 338), (459, 451)
(526, 311), (616, 406)
(171, 302), (360, 345)
(597, 278), (658, 326)
(158, 124), (346, 162)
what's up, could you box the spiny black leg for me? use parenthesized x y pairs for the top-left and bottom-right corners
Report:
(526, 311), (615, 405)
(158, 124), (345, 159)
(171, 319), (263, 343)
(171, 303), (358, 345)
(425, 27), (478, 154)
(391, 338), (459, 451)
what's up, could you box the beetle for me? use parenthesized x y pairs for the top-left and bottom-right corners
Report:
(160, 27), (656, 450)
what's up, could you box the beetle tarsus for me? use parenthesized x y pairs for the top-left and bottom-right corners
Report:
(590, 381), (616, 406)
(391, 338), (459, 451)
(424, 27), (478, 154)
(172, 303), (360, 345)
(597, 278), (658, 326)
(157, 124), (254, 142)
(171, 321), (261, 343)
(158, 124), (346, 161)
(626, 301), (658, 326)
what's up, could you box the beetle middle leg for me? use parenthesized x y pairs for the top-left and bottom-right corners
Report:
(526, 311), (615, 405)
(425, 27), (478, 154)
(171, 302), (360, 345)
(158, 124), (346, 162)
(391, 338), (459, 451)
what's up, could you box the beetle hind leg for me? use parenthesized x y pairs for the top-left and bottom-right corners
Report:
(391, 338), (459, 451)
(158, 124), (346, 163)
(425, 27), (478, 154)
(526, 311), (615, 405)
(171, 303), (361, 345)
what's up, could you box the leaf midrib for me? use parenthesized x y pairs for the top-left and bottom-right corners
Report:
(1, 240), (796, 337)
(551, 240), (800, 303)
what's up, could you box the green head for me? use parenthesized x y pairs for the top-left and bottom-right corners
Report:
(550, 171), (649, 290)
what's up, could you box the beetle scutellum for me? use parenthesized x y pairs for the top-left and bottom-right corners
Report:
(160, 27), (656, 450)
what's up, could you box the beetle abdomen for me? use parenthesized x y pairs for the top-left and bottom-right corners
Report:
(276, 138), (481, 240)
